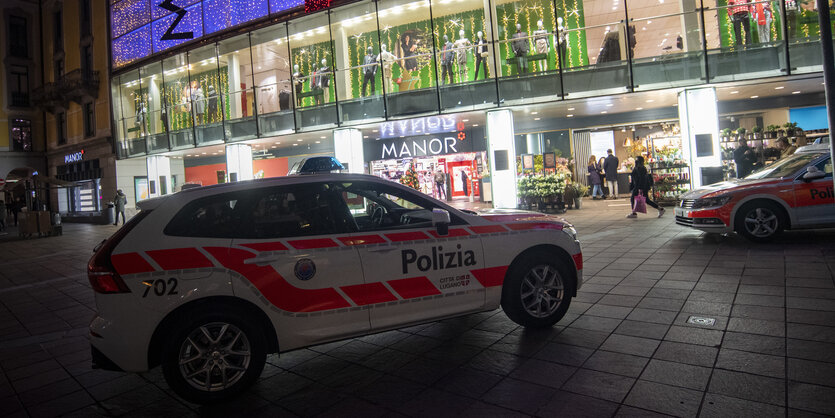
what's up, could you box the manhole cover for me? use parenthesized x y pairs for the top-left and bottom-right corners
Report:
(687, 316), (716, 326)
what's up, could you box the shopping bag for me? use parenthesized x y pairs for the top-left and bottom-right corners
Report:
(633, 192), (647, 214)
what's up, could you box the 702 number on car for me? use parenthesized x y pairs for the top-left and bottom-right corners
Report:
(142, 278), (179, 297)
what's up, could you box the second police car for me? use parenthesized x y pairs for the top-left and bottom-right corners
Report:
(676, 144), (833, 241)
(88, 158), (583, 403)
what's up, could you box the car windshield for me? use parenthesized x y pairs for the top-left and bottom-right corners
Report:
(745, 152), (825, 179)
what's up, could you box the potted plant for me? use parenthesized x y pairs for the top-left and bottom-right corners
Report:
(573, 184), (589, 209)
(765, 124), (779, 139)
(783, 122), (799, 137)
(736, 127), (747, 141)
(720, 128), (733, 142)
(751, 126), (762, 139)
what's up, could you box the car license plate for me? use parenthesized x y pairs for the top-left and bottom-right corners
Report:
(674, 207), (690, 217)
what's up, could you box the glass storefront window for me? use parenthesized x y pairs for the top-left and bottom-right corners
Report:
(330, 1), (386, 124)
(288, 13), (338, 129)
(377, 0), (439, 116)
(218, 34), (257, 142)
(432, 0), (497, 111)
(138, 61), (169, 153)
(115, 69), (148, 157)
(162, 53), (195, 149)
(188, 44), (225, 145)
(786, 0), (835, 73)
(250, 23), (295, 136)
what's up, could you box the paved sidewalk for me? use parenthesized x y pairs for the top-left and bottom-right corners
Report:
(1, 199), (834, 417)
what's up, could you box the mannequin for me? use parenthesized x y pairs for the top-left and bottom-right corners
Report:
(533, 20), (549, 72)
(190, 80), (205, 124)
(474, 30), (489, 80)
(362, 46), (378, 96)
(440, 35), (455, 85)
(135, 101), (147, 136)
(555, 17), (567, 67)
(292, 64), (304, 106)
(752, 1), (772, 43)
(453, 29), (471, 81)
(317, 58), (330, 104)
(511, 23), (529, 74)
(207, 84), (217, 122)
(727, 0), (752, 46)
(377, 43), (397, 93)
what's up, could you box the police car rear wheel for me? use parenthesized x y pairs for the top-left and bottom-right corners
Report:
(502, 252), (573, 328)
(736, 201), (784, 242)
(162, 310), (266, 403)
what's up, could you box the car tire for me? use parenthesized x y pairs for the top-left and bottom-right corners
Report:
(501, 250), (574, 328)
(735, 200), (785, 242)
(161, 309), (267, 404)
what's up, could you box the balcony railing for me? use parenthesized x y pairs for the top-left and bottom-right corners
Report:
(31, 70), (100, 113)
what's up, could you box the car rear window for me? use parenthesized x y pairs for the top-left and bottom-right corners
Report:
(164, 193), (246, 238)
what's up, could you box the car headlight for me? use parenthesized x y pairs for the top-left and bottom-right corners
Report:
(692, 195), (732, 209)
(565, 226), (578, 240)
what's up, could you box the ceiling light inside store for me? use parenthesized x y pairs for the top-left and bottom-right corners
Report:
(534, 118), (541, 121)
(473, 124), (479, 126)
(293, 143), (298, 146)
(364, 135), (369, 138)
(601, 111), (607, 114)
(566, 114), (574, 117)
(372, 129), (378, 132)
(646, 99), (654, 103)
(750, 95), (759, 98)
(271, 146), (277, 149)
(202, 152), (207, 155)
(775, 86), (784, 89)
(531, 112), (538, 115)
(462, 119), (469, 122)
(792, 91), (801, 94)
(320, 136), (326, 139)
(730, 90), (738, 94)
(568, 107), (574, 111)
(636, 107), (643, 110)
(606, 104), (613, 107)
(297, 139), (303, 141)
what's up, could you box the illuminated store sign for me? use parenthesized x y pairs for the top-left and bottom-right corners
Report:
(378, 115), (459, 139)
(65, 150), (85, 164)
(365, 128), (484, 161)
(110, 0), (304, 68)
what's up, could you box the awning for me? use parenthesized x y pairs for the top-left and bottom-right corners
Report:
(35, 176), (79, 187)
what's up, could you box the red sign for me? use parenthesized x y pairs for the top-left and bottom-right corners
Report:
(305, 0), (331, 13)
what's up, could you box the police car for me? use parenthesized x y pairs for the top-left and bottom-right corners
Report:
(675, 144), (833, 241)
(89, 158), (583, 403)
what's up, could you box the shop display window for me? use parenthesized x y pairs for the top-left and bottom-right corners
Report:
(329, 1), (387, 123)
(138, 61), (169, 152)
(288, 13), (339, 129)
(250, 24), (295, 135)
(162, 53), (195, 148)
(494, 0), (558, 76)
(785, 0), (835, 73)
(114, 69), (149, 157)
(217, 34), (257, 142)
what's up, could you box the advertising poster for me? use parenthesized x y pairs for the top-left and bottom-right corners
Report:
(134, 176), (149, 203)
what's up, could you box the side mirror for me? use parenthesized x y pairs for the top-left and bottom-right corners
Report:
(432, 208), (451, 236)
(802, 167), (826, 181)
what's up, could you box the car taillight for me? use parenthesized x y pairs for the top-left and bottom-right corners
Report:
(87, 210), (151, 294)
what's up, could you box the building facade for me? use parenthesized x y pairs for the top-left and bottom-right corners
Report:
(35, 0), (116, 223)
(107, 0), (832, 209)
(1, 0), (47, 210)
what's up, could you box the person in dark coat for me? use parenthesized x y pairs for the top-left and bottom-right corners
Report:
(587, 155), (604, 199)
(626, 156), (664, 218)
(460, 170), (469, 196)
(603, 149), (620, 199)
(113, 189), (127, 226)
(733, 142), (757, 178)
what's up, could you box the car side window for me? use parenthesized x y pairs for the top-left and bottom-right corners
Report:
(332, 181), (460, 232)
(164, 193), (245, 238)
(814, 157), (832, 177)
(244, 183), (352, 238)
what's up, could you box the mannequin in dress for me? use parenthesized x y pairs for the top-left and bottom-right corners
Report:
(511, 23), (530, 74)
(533, 20), (549, 72)
(318, 58), (330, 104)
(362, 46), (378, 96)
(377, 43), (397, 93)
(555, 17), (567, 67)
(440, 35), (455, 85)
(474, 30), (489, 80)
(453, 29), (471, 81)
(292, 64), (304, 106)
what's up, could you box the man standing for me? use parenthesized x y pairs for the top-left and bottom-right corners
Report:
(603, 149), (620, 199)
(434, 169), (446, 200)
(113, 189), (127, 226)
(733, 142), (756, 178)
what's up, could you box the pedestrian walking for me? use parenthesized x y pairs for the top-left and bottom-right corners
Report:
(113, 189), (127, 226)
(461, 169), (469, 196)
(603, 149), (620, 199)
(12, 198), (22, 226)
(626, 156), (665, 218)
(587, 156), (604, 199)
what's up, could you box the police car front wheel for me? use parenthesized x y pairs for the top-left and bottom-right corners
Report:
(162, 310), (267, 403)
(501, 251), (574, 328)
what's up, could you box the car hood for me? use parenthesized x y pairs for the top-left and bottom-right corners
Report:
(680, 177), (783, 200)
(474, 208), (571, 228)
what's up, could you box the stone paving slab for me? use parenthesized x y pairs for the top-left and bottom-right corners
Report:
(0, 199), (834, 417)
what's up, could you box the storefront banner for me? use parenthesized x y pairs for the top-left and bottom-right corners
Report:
(365, 129), (484, 161)
(378, 115), (458, 139)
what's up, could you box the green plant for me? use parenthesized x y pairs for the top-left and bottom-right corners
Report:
(573, 184), (589, 196)
(720, 128), (733, 137)
(737, 127), (747, 136)
(751, 126), (762, 133)
(766, 124), (779, 132)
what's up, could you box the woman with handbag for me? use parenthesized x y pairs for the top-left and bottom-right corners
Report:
(587, 156), (604, 199)
(627, 156), (665, 218)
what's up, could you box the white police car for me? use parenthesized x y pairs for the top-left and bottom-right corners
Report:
(89, 157), (583, 403)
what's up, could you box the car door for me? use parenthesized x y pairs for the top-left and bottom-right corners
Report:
(331, 180), (486, 331)
(793, 156), (835, 227)
(227, 182), (370, 344)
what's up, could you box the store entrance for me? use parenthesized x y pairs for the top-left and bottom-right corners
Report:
(371, 152), (484, 203)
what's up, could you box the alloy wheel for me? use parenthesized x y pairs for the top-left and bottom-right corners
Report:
(178, 322), (252, 392)
(520, 264), (565, 318)
(743, 207), (779, 238)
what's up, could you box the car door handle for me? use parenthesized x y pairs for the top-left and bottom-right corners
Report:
(367, 246), (397, 253)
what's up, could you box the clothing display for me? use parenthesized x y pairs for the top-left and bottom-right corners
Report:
(533, 29), (549, 54)
(474, 36), (489, 80)
(453, 36), (471, 81)
(511, 29), (530, 74)
(753, 2), (772, 42)
(728, 0), (752, 46)
(785, 0), (801, 38)
(400, 35), (418, 71)
(292, 71), (304, 106)
(597, 31), (621, 63)
(278, 89), (291, 111)
(441, 38), (455, 85)
(135, 102), (147, 136)
(377, 48), (397, 93)
(555, 23), (567, 67)
(362, 52), (378, 96)
(311, 66), (331, 105)
(190, 86), (205, 118)
(207, 85), (217, 119)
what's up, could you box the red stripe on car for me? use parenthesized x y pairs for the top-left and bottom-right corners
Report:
(340, 283), (398, 305)
(506, 222), (564, 231)
(288, 238), (339, 250)
(468, 225), (508, 234)
(147, 248), (214, 270)
(428, 228), (471, 238)
(240, 242), (288, 252)
(471, 266), (509, 287)
(205, 247), (351, 313)
(385, 231), (430, 242)
(387, 276), (442, 299)
(111, 253), (155, 275)
(572, 253), (583, 271)
(338, 235), (388, 246)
